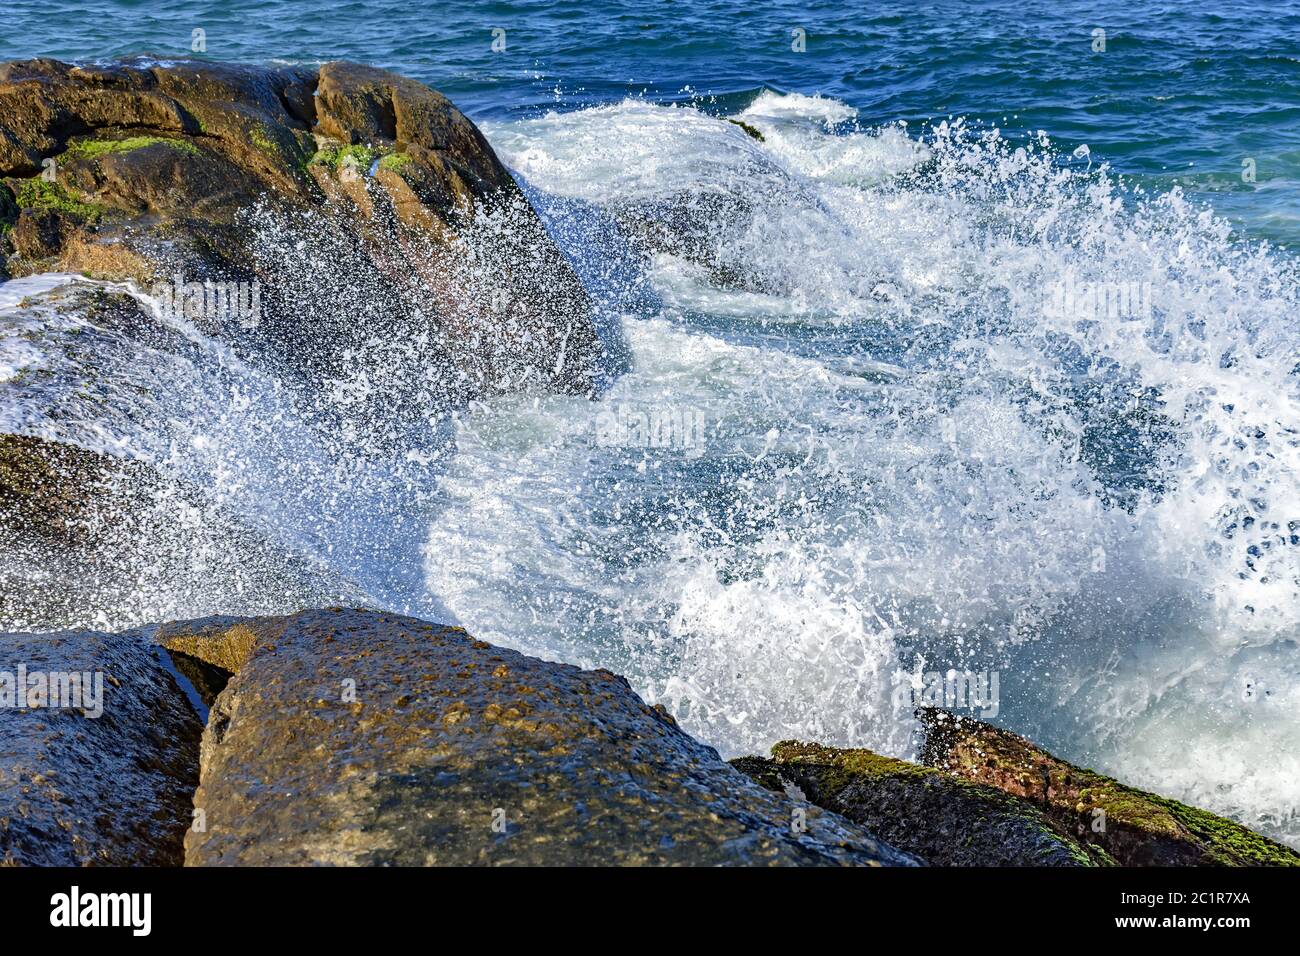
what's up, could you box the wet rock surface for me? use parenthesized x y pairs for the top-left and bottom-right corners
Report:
(169, 608), (917, 866)
(918, 708), (1300, 867)
(0, 625), (201, 865)
(0, 420), (360, 632)
(7, 607), (1295, 868)
(0, 57), (601, 397)
(735, 742), (1100, 866)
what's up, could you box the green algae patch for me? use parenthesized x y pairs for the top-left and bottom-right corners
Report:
(65, 135), (200, 160)
(309, 143), (391, 175)
(337, 144), (379, 170)
(773, 740), (941, 789)
(307, 145), (340, 167)
(918, 708), (1300, 867)
(727, 118), (766, 142)
(378, 151), (412, 172)
(12, 178), (103, 222)
(249, 126), (279, 155)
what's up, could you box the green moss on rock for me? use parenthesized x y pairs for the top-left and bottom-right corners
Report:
(918, 708), (1300, 867)
(307, 145), (339, 167)
(744, 740), (1101, 867)
(249, 126), (279, 155)
(12, 178), (102, 222)
(377, 151), (412, 172)
(337, 144), (378, 170)
(309, 143), (389, 175)
(65, 135), (200, 159)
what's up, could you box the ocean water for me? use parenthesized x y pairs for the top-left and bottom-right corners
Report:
(2, 1), (1299, 845)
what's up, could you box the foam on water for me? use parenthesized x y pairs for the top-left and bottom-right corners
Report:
(434, 96), (1300, 844)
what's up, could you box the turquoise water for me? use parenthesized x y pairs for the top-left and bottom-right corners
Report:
(3, 3), (1300, 844)
(5, 0), (1300, 241)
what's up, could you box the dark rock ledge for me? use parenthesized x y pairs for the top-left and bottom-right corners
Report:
(1, 608), (917, 866)
(732, 712), (1300, 867)
(0, 625), (201, 866)
(913, 708), (1300, 866)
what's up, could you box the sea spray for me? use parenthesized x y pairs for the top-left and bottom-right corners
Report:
(429, 95), (1300, 846)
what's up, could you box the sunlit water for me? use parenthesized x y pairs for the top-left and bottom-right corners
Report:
(1, 1), (1298, 845)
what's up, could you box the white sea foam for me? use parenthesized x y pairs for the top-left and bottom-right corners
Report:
(448, 95), (1300, 844)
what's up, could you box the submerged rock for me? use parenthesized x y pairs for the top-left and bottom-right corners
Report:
(167, 608), (917, 866)
(0, 57), (601, 397)
(735, 742), (1100, 866)
(918, 708), (1300, 867)
(0, 625), (202, 865)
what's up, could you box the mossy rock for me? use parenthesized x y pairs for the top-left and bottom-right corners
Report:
(10, 178), (102, 222)
(0, 56), (602, 409)
(733, 741), (1101, 866)
(918, 708), (1300, 866)
(377, 151), (412, 172)
(65, 134), (200, 160)
(308, 142), (393, 177)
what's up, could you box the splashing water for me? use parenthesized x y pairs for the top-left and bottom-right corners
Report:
(2, 90), (1297, 845)
(428, 93), (1300, 844)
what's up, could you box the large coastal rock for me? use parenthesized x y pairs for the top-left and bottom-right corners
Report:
(0, 625), (202, 865)
(163, 608), (916, 866)
(918, 708), (1300, 867)
(0, 57), (601, 397)
(735, 742), (1100, 866)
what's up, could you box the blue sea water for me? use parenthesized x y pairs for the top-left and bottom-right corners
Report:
(3, 2), (1300, 846)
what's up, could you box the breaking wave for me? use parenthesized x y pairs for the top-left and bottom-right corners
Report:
(2, 89), (1297, 845)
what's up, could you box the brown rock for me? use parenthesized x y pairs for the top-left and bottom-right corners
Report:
(0, 625), (202, 865)
(918, 707), (1300, 866)
(0, 56), (602, 397)
(735, 743), (1100, 866)
(172, 608), (919, 866)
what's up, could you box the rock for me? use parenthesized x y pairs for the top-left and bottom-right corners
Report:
(0, 57), (601, 397)
(735, 742), (1100, 866)
(0, 625), (202, 865)
(0, 422), (360, 632)
(0, 431), (141, 549)
(168, 608), (918, 866)
(313, 62), (507, 197)
(610, 191), (776, 293)
(918, 708), (1300, 867)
